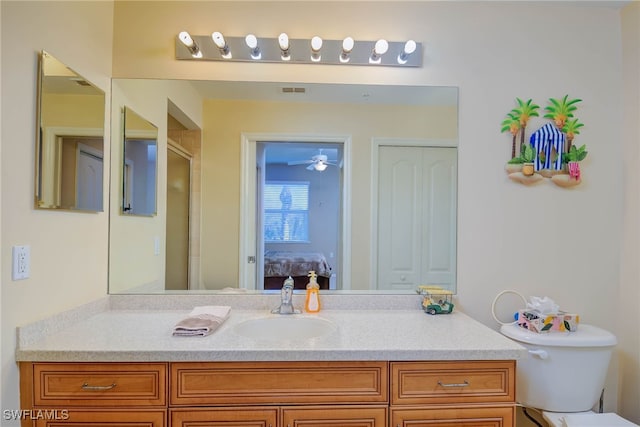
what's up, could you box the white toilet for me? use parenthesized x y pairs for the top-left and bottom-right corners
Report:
(500, 323), (638, 427)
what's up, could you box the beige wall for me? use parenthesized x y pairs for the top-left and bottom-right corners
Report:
(109, 78), (203, 293)
(1, 0), (114, 418)
(619, 1), (640, 423)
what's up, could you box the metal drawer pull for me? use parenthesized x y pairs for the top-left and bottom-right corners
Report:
(81, 382), (117, 391)
(437, 380), (469, 387)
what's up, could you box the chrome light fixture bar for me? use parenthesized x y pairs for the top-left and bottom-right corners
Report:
(175, 33), (422, 67)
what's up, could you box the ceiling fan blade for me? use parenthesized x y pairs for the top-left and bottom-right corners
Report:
(306, 164), (316, 170)
(288, 160), (313, 166)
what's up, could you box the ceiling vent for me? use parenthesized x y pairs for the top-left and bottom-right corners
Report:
(281, 87), (306, 94)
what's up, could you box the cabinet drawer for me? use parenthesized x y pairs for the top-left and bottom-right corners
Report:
(391, 361), (514, 405)
(282, 405), (388, 427)
(171, 361), (388, 405)
(33, 409), (166, 427)
(171, 407), (278, 427)
(31, 363), (167, 407)
(391, 405), (514, 427)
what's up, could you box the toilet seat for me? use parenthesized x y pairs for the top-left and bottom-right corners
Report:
(543, 410), (639, 427)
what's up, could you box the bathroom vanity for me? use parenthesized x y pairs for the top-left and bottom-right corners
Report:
(16, 296), (525, 427)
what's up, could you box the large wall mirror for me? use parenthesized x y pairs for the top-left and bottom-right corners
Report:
(35, 50), (105, 211)
(108, 79), (458, 295)
(122, 107), (158, 216)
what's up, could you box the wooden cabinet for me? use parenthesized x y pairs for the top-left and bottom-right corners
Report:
(19, 362), (167, 427)
(21, 360), (515, 427)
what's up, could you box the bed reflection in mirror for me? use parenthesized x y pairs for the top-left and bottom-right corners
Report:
(35, 51), (105, 211)
(122, 107), (158, 216)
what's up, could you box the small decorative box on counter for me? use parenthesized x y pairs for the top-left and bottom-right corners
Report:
(517, 310), (580, 333)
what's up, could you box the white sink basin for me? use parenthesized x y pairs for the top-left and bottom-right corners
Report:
(234, 316), (337, 341)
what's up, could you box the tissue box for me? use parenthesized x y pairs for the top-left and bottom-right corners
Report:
(516, 310), (580, 333)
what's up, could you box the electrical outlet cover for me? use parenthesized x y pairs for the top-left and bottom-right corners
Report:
(12, 245), (30, 280)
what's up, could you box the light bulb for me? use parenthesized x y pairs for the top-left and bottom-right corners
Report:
(211, 32), (226, 49)
(178, 31), (202, 58)
(311, 36), (323, 52)
(178, 31), (195, 48)
(397, 39), (417, 64)
(211, 31), (231, 59)
(314, 161), (328, 171)
(339, 37), (354, 63)
(245, 34), (257, 49)
(310, 36), (322, 62)
(374, 39), (389, 55)
(245, 34), (261, 59)
(370, 39), (389, 64)
(278, 33), (289, 50)
(278, 33), (290, 60)
(342, 37), (354, 53)
(404, 40), (417, 55)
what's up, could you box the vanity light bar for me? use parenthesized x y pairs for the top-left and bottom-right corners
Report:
(175, 33), (422, 67)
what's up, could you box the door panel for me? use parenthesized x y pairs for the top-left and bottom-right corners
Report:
(166, 147), (191, 290)
(377, 146), (456, 290)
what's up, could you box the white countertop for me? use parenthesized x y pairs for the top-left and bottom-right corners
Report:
(16, 298), (526, 362)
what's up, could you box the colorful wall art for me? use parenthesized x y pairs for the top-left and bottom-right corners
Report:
(503, 95), (586, 187)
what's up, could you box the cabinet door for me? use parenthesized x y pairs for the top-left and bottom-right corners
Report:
(281, 405), (387, 427)
(171, 407), (277, 427)
(33, 409), (166, 427)
(390, 406), (514, 427)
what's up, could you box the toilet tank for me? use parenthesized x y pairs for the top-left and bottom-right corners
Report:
(500, 323), (616, 412)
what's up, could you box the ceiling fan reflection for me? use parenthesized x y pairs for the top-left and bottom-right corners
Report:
(287, 152), (337, 171)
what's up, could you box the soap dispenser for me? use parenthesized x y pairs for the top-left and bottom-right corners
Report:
(304, 270), (321, 313)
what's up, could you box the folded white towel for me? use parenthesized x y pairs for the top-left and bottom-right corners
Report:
(562, 413), (639, 427)
(172, 306), (231, 337)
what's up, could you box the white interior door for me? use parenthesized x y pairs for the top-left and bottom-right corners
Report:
(76, 146), (103, 211)
(377, 145), (457, 290)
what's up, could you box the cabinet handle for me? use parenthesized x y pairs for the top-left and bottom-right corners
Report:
(437, 379), (469, 388)
(81, 382), (117, 391)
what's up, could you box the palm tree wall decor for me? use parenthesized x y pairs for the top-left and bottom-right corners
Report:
(544, 95), (582, 130)
(513, 98), (540, 154)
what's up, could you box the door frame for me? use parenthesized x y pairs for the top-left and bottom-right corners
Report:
(370, 137), (457, 290)
(240, 133), (352, 290)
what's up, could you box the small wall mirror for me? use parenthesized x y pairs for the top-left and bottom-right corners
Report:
(122, 107), (158, 216)
(35, 50), (106, 211)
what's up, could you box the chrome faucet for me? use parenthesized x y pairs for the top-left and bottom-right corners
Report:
(272, 276), (300, 314)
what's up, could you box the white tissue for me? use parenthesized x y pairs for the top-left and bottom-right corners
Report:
(526, 296), (560, 315)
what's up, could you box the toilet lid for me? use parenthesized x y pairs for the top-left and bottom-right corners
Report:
(500, 323), (617, 347)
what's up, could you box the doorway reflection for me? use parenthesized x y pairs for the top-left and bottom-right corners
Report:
(258, 142), (343, 290)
